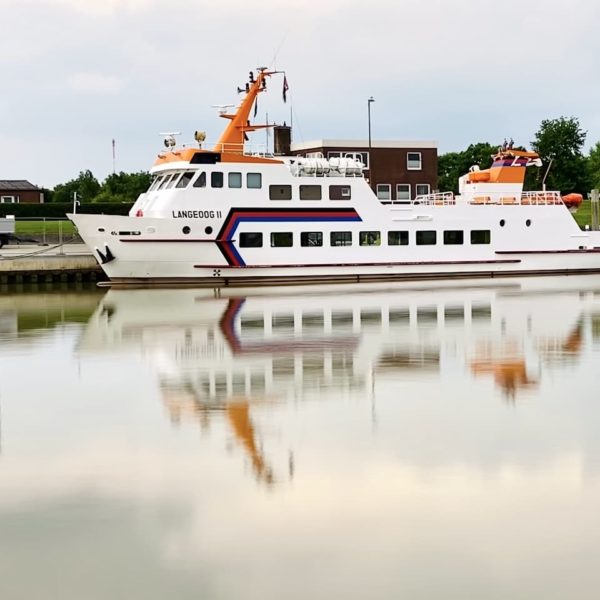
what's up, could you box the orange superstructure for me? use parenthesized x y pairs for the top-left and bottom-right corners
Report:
(467, 150), (542, 186)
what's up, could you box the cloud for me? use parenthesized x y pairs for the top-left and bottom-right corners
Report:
(66, 72), (123, 95)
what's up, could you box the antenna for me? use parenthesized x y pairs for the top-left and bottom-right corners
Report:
(211, 104), (235, 115)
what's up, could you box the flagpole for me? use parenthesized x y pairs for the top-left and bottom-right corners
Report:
(112, 138), (116, 174)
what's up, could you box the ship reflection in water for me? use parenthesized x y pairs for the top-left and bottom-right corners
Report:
(0, 277), (600, 599)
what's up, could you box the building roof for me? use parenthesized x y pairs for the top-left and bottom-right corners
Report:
(0, 180), (41, 191)
(291, 139), (438, 151)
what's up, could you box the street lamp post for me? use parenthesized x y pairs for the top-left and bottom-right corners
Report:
(367, 96), (375, 189)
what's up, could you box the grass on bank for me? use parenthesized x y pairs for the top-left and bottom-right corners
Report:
(15, 220), (77, 237)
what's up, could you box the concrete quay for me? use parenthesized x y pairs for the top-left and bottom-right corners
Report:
(0, 244), (103, 284)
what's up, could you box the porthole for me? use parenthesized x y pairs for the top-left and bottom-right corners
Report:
(205, 226), (213, 235)
(182, 226), (191, 235)
(499, 219), (505, 227)
(98, 227), (105, 232)
(526, 219), (531, 227)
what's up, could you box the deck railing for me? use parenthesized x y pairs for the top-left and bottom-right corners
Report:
(468, 191), (563, 205)
(412, 192), (456, 206)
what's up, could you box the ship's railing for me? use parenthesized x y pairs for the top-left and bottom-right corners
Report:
(467, 191), (563, 205)
(412, 191), (455, 206)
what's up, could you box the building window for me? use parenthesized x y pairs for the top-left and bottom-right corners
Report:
(301, 232), (323, 247)
(193, 172), (206, 188)
(247, 173), (262, 188)
(228, 172), (242, 188)
(416, 184), (430, 196)
(396, 184), (411, 202)
(0, 196), (17, 204)
(271, 232), (293, 247)
(239, 232), (262, 247)
(299, 185), (322, 200)
(330, 231), (352, 246)
(376, 184), (391, 201)
(176, 171), (195, 188)
(359, 231), (381, 246)
(329, 185), (351, 200)
(471, 230), (491, 244)
(444, 230), (464, 245)
(416, 230), (436, 245)
(388, 231), (408, 245)
(407, 152), (422, 170)
(269, 185), (292, 200)
(211, 172), (223, 188)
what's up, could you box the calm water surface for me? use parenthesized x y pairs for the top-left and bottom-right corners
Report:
(1, 276), (600, 599)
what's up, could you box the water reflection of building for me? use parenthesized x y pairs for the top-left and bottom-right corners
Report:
(78, 277), (600, 479)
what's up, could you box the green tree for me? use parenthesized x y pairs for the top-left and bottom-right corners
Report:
(438, 142), (497, 194)
(587, 141), (600, 191)
(52, 170), (101, 203)
(530, 117), (588, 194)
(99, 171), (151, 203)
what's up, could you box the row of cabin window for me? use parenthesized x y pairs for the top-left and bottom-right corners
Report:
(149, 172), (352, 200)
(149, 171), (264, 192)
(239, 230), (492, 248)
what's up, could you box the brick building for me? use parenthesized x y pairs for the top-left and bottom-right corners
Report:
(0, 180), (44, 204)
(290, 139), (437, 203)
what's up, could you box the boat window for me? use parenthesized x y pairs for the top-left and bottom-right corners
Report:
(271, 232), (293, 247)
(376, 184), (391, 201)
(444, 230), (463, 245)
(300, 185), (322, 200)
(407, 152), (422, 170)
(167, 173), (182, 189)
(416, 230), (437, 245)
(330, 231), (352, 246)
(301, 231), (323, 247)
(228, 172), (242, 188)
(211, 172), (224, 188)
(193, 172), (206, 188)
(148, 176), (163, 191)
(302, 313), (324, 329)
(239, 232), (262, 247)
(329, 185), (351, 200)
(471, 230), (491, 244)
(157, 174), (172, 190)
(269, 185), (292, 200)
(388, 231), (409, 246)
(247, 173), (262, 189)
(359, 231), (381, 246)
(176, 171), (195, 188)
(471, 304), (491, 320)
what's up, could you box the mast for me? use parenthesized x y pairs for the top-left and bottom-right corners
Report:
(213, 69), (276, 154)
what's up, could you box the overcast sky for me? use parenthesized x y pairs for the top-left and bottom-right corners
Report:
(1, 0), (599, 187)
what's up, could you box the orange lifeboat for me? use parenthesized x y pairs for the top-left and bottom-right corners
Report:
(562, 193), (583, 209)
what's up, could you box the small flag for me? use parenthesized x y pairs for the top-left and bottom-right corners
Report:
(282, 75), (289, 103)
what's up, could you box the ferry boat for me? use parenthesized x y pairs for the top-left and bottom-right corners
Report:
(69, 69), (600, 286)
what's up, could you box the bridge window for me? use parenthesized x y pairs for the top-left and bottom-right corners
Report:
(396, 184), (411, 201)
(176, 171), (195, 188)
(300, 185), (322, 200)
(228, 172), (242, 188)
(271, 232), (293, 247)
(247, 173), (262, 188)
(330, 231), (352, 246)
(269, 185), (292, 200)
(193, 172), (206, 188)
(301, 232), (323, 247)
(211, 172), (223, 188)
(388, 231), (409, 245)
(239, 232), (262, 247)
(329, 185), (351, 200)
(148, 175), (163, 191)
(407, 152), (422, 170)
(471, 230), (491, 244)
(376, 184), (391, 201)
(359, 231), (381, 246)
(444, 230), (464, 245)
(416, 230), (436, 245)
(157, 174), (172, 190)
